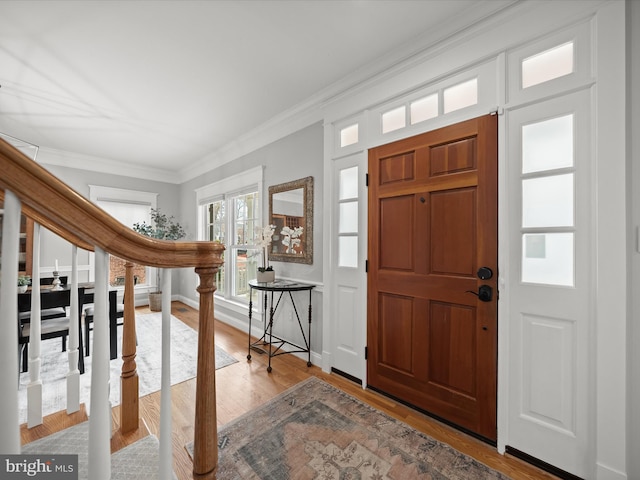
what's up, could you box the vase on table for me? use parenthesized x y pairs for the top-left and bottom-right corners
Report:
(257, 270), (275, 283)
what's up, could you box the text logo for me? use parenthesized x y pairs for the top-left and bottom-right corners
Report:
(1, 455), (78, 479)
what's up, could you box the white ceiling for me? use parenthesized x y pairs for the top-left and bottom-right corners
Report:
(0, 0), (513, 182)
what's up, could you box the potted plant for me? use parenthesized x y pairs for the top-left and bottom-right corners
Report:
(18, 275), (31, 293)
(132, 208), (186, 311)
(255, 225), (276, 283)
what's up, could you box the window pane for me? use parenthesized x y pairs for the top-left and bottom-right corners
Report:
(339, 201), (358, 233)
(340, 124), (359, 147)
(444, 78), (477, 113)
(216, 263), (225, 295)
(522, 233), (574, 286)
(339, 236), (358, 268)
(206, 201), (225, 243)
(339, 166), (358, 200)
(382, 106), (406, 134)
(522, 42), (574, 89)
(232, 247), (259, 300)
(233, 192), (258, 245)
(201, 184), (259, 305)
(410, 94), (438, 124)
(523, 174), (574, 228)
(522, 115), (573, 173)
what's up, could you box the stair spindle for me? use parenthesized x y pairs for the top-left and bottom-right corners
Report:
(120, 261), (139, 433)
(0, 190), (22, 453)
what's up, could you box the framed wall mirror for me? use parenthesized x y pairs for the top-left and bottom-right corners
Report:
(269, 176), (313, 264)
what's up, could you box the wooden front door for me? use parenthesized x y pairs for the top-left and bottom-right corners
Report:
(367, 114), (498, 441)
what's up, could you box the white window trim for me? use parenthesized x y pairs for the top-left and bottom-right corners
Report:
(89, 185), (158, 207)
(195, 166), (264, 307)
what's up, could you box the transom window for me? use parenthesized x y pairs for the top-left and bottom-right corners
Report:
(522, 42), (574, 89)
(376, 75), (481, 138)
(340, 124), (359, 148)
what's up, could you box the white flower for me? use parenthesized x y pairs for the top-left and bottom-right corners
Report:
(255, 225), (276, 268)
(281, 226), (303, 253)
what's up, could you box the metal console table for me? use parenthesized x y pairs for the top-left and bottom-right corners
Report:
(247, 279), (314, 372)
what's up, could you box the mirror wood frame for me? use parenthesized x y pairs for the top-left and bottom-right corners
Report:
(268, 176), (313, 264)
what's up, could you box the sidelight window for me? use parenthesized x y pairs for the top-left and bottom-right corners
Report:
(520, 114), (575, 286)
(338, 166), (359, 268)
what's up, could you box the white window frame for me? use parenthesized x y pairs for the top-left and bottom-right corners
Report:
(195, 166), (264, 310)
(88, 185), (158, 289)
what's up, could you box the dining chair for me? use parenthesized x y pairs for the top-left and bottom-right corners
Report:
(18, 287), (85, 374)
(83, 289), (124, 359)
(18, 277), (69, 357)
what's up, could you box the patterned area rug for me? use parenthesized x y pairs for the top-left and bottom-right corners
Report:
(19, 313), (238, 424)
(186, 377), (510, 479)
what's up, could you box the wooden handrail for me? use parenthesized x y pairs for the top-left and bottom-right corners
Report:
(1, 138), (225, 477)
(0, 139), (224, 268)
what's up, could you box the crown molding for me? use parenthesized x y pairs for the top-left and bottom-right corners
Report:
(37, 147), (180, 184)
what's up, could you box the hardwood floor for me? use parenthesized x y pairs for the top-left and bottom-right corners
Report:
(22, 301), (558, 479)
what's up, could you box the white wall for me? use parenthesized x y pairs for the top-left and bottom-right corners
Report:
(628, 1), (640, 479)
(177, 122), (324, 355)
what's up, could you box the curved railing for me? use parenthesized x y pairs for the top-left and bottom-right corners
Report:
(0, 138), (224, 479)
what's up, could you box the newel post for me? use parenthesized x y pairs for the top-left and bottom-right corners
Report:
(192, 267), (218, 479)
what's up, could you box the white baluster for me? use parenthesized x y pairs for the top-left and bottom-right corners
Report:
(159, 269), (173, 480)
(0, 191), (21, 453)
(67, 244), (80, 413)
(88, 247), (111, 480)
(27, 222), (43, 427)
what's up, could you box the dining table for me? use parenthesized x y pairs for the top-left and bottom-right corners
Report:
(18, 282), (121, 371)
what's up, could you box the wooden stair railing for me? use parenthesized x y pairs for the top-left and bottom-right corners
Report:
(0, 138), (224, 479)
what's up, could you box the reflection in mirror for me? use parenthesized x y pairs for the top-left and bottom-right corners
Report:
(269, 176), (313, 264)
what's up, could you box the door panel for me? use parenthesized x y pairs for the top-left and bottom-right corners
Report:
(379, 195), (414, 270)
(368, 114), (498, 441)
(430, 188), (476, 276)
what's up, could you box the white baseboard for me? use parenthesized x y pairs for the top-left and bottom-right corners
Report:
(596, 462), (627, 480)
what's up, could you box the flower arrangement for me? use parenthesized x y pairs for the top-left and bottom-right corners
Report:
(255, 224), (276, 272)
(281, 226), (304, 254)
